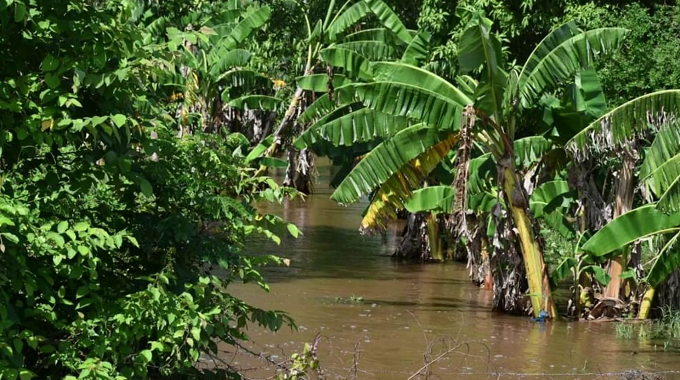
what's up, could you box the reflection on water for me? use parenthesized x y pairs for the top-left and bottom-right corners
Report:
(229, 162), (680, 379)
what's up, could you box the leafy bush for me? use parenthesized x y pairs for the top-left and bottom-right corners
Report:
(0, 0), (297, 379)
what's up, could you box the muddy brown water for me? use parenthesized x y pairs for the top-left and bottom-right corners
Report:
(228, 162), (680, 379)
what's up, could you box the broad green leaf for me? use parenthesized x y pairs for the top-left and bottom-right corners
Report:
(246, 135), (275, 162)
(401, 29), (431, 65)
(550, 257), (577, 288)
(296, 74), (352, 93)
(518, 27), (627, 109)
(295, 108), (410, 151)
(228, 95), (282, 111)
(335, 41), (398, 61)
(209, 49), (252, 77)
(335, 82), (464, 130)
(320, 47), (372, 81)
(363, 0), (412, 45)
(57, 221), (68, 234)
(327, 1), (370, 42)
(371, 62), (473, 106)
(111, 114), (126, 127)
(583, 265), (611, 286)
(567, 90), (680, 155)
(343, 28), (407, 47)
(581, 205), (680, 256)
(221, 6), (271, 50)
(332, 124), (455, 205)
(513, 136), (552, 168)
(405, 186), (454, 213)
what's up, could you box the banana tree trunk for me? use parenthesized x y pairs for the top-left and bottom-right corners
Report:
(427, 212), (444, 261)
(604, 151), (636, 299)
(501, 163), (556, 318)
(638, 287), (655, 319)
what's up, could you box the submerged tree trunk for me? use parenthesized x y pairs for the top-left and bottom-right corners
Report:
(500, 156), (556, 318)
(393, 213), (430, 260)
(604, 149), (637, 300)
(490, 202), (528, 314)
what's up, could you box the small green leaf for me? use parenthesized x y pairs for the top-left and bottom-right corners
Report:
(41, 55), (59, 72)
(139, 349), (152, 363)
(286, 224), (300, 238)
(75, 286), (89, 299)
(111, 114), (126, 127)
(14, 2), (26, 22)
(74, 221), (89, 232)
(77, 245), (89, 256)
(57, 221), (68, 233)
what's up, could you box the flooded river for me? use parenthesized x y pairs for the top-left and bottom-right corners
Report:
(230, 163), (680, 379)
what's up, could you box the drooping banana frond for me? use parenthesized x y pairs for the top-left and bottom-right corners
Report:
(227, 95), (283, 111)
(457, 13), (505, 122)
(327, 1), (371, 42)
(647, 231), (680, 287)
(219, 6), (272, 51)
(218, 69), (273, 95)
(343, 28), (407, 47)
(335, 82), (464, 130)
(296, 74), (352, 92)
(529, 180), (576, 238)
(516, 21), (580, 96)
(363, 0), (412, 45)
(567, 90), (680, 158)
(513, 136), (552, 168)
(371, 62), (473, 106)
(332, 124), (458, 205)
(295, 108), (410, 150)
(320, 47), (373, 81)
(405, 186), (455, 214)
(209, 49), (252, 77)
(360, 134), (459, 230)
(335, 41), (399, 61)
(640, 123), (680, 198)
(518, 27), (627, 109)
(580, 205), (680, 256)
(401, 30), (431, 66)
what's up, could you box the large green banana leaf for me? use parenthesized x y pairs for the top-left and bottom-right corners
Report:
(457, 13), (505, 121)
(227, 95), (282, 111)
(327, 1), (371, 42)
(320, 47), (373, 81)
(529, 180), (576, 238)
(332, 124), (456, 204)
(363, 0), (412, 45)
(647, 232), (680, 287)
(516, 21), (580, 97)
(335, 41), (399, 61)
(296, 74), (352, 93)
(343, 28), (407, 47)
(513, 136), (552, 168)
(221, 6), (272, 51)
(371, 62), (473, 106)
(209, 49), (252, 77)
(640, 124), (680, 199)
(518, 27), (627, 109)
(295, 108), (410, 150)
(567, 90), (680, 154)
(335, 82), (464, 130)
(360, 134), (458, 230)
(405, 186), (455, 214)
(401, 30), (431, 66)
(581, 205), (680, 256)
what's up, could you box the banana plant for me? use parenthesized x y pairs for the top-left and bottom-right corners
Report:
(299, 11), (625, 317)
(571, 111), (680, 318)
(253, 0), (429, 187)
(162, 2), (280, 135)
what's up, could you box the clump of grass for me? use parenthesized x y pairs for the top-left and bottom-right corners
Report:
(615, 322), (634, 339)
(651, 307), (680, 339)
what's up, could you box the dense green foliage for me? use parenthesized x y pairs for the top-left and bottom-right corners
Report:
(5, 0), (680, 378)
(0, 0), (299, 378)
